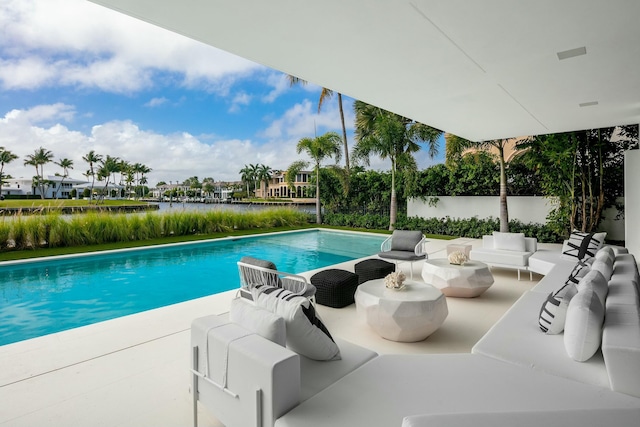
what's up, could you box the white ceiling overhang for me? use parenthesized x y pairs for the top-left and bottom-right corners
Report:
(88, 0), (640, 141)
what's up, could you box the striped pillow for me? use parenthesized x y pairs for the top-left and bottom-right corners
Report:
(561, 231), (606, 261)
(539, 282), (579, 334)
(252, 285), (341, 361)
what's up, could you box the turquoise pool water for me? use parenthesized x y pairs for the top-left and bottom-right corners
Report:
(0, 230), (385, 346)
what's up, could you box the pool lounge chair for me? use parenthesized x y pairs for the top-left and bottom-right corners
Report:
(237, 256), (316, 302)
(378, 230), (428, 278)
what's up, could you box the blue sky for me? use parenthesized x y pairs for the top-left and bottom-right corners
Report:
(0, 0), (444, 187)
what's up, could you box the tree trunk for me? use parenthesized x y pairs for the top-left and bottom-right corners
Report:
(315, 165), (322, 224)
(389, 158), (397, 231)
(338, 93), (350, 175)
(498, 145), (509, 232)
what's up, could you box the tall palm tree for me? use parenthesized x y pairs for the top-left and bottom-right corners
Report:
(249, 163), (260, 194)
(24, 147), (54, 199)
(54, 158), (74, 199)
(0, 147), (18, 198)
(353, 101), (442, 230)
(97, 155), (121, 202)
(287, 132), (342, 223)
(239, 165), (254, 197)
(446, 133), (513, 232)
(288, 75), (350, 175)
(82, 150), (103, 202)
(256, 164), (272, 198)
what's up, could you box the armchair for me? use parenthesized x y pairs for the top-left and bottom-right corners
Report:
(377, 230), (428, 278)
(237, 256), (316, 302)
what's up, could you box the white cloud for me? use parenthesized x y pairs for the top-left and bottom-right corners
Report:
(0, 0), (263, 93)
(0, 104), (307, 185)
(145, 97), (169, 108)
(229, 92), (252, 113)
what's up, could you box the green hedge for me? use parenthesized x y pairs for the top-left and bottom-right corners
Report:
(323, 213), (564, 243)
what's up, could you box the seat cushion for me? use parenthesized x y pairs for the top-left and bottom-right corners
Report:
(469, 247), (531, 267)
(379, 250), (425, 261)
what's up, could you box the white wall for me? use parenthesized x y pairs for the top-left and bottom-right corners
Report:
(408, 195), (625, 241)
(625, 149), (640, 256)
(408, 196), (556, 224)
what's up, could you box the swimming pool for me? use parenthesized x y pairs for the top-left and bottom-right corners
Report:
(0, 229), (385, 346)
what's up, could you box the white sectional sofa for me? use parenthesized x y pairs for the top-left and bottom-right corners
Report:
(469, 232), (537, 280)
(191, 243), (640, 427)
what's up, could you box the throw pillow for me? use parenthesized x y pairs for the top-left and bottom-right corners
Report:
(538, 283), (578, 334)
(564, 287), (605, 362)
(595, 247), (616, 264)
(561, 231), (606, 261)
(591, 258), (613, 282)
(578, 269), (609, 306)
(492, 232), (526, 252)
(390, 230), (423, 252)
(252, 285), (341, 361)
(565, 260), (591, 286)
(229, 298), (286, 346)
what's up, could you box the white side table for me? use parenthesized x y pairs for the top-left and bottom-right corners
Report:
(421, 259), (494, 298)
(355, 279), (448, 342)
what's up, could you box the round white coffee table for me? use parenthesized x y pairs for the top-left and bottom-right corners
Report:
(355, 279), (448, 342)
(421, 259), (494, 297)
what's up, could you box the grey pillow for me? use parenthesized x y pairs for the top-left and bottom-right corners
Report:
(390, 230), (423, 252)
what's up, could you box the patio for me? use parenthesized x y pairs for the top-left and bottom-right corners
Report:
(0, 237), (560, 427)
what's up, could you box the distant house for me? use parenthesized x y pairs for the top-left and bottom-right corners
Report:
(255, 170), (312, 199)
(72, 181), (125, 199)
(3, 176), (88, 199)
(151, 181), (240, 201)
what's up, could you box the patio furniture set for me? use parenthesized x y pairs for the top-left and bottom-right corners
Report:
(191, 230), (640, 426)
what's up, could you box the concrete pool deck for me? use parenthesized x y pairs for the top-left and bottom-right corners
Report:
(0, 237), (559, 426)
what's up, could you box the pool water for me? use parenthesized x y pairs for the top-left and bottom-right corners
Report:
(0, 230), (385, 346)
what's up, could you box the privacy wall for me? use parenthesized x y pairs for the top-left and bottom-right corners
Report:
(407, 196), (624, 241)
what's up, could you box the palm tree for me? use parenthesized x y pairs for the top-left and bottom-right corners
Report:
(249, 163), (260, 194)
(54, 158), (74, 199)
(97, 155), (121, 202)
(353, 101), (442, 230)
(0, 147), (18, 198)
(288, 75), (350, 175)
(287, 132), (342, 223)
(82, 150), (103, 202)
(446, 133), (513, 232)
(256, 164), (272, 198)
(24, 147), (54, 199)
(239, 165), (253, 198)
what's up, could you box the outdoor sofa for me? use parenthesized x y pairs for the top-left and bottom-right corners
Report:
(191, 235), (640, 427)
(469, 232), (537, 280)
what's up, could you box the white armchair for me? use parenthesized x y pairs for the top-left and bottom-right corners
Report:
(237, 256), (316, 302)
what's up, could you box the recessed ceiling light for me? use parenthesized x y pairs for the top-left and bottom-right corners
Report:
(557, 46), (587, 60)
(579, 101), (599, 107)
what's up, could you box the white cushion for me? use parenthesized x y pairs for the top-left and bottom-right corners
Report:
(229, 298), (286, 346)
(252, 285), (341, 361)
(577, 269), (608, 306)
(595, 246), (615, 264)
(492, 232), (526, 252)
(564, 287), (605, 362)
(591, 258), (613, 281)
(561, 231), (606, 261)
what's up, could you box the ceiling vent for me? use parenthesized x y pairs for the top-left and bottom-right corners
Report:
(557, 46), (587, 60)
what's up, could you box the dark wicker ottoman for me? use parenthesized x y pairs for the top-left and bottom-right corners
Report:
(310, 269), (359, 308)
(354, 259), (396, 285)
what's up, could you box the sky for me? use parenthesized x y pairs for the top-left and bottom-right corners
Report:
(0, 0), (445, 187)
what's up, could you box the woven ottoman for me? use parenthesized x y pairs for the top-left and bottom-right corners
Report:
(354, 259), (396, 285)
(310, 269), (359, 308)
